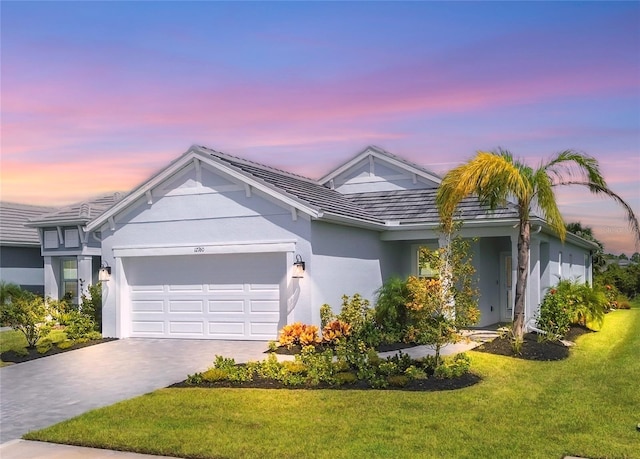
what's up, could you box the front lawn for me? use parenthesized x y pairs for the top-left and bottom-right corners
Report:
(26, 302), (640, 459)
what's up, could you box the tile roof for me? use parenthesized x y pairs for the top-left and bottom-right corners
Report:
(200, 147), (517, 226)
(0, 202), (57, 246)
(346, 189), (520, 224)
(27, 193), (126, 227)
(199, 147), (386, 224)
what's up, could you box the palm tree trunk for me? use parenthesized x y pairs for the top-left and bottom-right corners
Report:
(513, 219), (530, 341)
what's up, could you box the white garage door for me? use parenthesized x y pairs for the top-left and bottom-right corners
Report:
(124, 253), (284, 340)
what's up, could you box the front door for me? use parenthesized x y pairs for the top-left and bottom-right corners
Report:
(499, 252), (513, 322)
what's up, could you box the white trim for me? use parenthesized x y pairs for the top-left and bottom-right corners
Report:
(112, 240), (297, 258)
(41, 248), (101, 257)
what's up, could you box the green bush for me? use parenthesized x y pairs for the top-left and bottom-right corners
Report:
(202, 368), (230, 382)
(537, 280), (608, 338)
(387, 375), (409, 387)
(335, 371), (357, 385)
(64, 310), (97, 340)
(0, 293), (52, 347)
(57, 340), (75, 350)
(375, 277), (410, 342)
(434, 353), (471, 379)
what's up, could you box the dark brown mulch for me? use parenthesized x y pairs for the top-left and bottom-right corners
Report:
(472, 325), (594, 361)
(170, 372), (481, 392)
(1, 338), (117, 364)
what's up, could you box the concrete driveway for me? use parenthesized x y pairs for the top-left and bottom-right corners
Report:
(0, 338), (269, 443)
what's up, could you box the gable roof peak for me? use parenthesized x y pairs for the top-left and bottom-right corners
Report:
(319, 145), (442, 185)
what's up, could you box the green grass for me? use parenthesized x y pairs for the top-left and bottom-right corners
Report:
(26, 303), (640, 459)
(0, 329), (67, 366)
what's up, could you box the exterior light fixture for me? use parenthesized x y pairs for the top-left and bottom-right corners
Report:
(292, 255), (305, 278)
(99, 261), (112, 282)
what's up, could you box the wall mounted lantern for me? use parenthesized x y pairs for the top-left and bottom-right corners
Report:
(292, 255), (305, 278)
(98, 261), (112, 282)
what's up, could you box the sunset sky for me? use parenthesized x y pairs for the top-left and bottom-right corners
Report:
(1, 2), (639, 255)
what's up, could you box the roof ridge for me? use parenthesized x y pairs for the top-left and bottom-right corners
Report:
(196, 145), (320, 185)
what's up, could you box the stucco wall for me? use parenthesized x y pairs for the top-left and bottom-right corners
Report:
(99, 185), (314, 337)
(309, 221), (388, 319)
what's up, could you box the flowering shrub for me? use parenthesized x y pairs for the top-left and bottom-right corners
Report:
(321, 319), (352, 344)
(278, 322), (320, 347)
(537, 286), (574, 338)
(537, 280), (607, 338)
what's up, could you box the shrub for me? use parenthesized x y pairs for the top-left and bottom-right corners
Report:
(375, 277), (410, 341)
(0, 294), (52, 347)
(537, 280), (608, 337)
(387, 375), (409, 387)
(202, 368), (230, 382)
(64, 310), (97, 340)
(278, 322), (320, 347)
(434, 353), (471, 379)
(320, 304), (334, 328)
(37, 342), (52, 354)
(321, 319), (351, 344)
(404, 365), (427, 380)
(80, 281), (102, 330)
(57, 340), (74, 350)
(536, 284), (573, 338)
(335, 371), (357, 385)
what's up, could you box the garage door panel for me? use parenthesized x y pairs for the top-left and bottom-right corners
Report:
(251, 322), (279, 336)
(208, 300), (244, 313)
(132, 300), (164, 312)
(208, 322), (245, 336)
(168, 300), (203, 313)
(250, 300), (279, 312)
(169, 321), (204, 335)
(126, 253), (284, 340)
(132, 321), (164, 334)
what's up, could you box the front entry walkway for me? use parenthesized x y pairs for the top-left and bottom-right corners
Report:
(0, 339), (269, 443)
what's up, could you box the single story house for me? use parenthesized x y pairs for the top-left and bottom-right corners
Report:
(0, 202), (57, 295)
(25, 194), (124, 304)
(74, 145), (596, 340)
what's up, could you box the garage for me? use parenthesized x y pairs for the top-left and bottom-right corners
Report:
(123, 252), (285, 340)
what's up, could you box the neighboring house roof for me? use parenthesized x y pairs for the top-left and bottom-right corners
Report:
(26, 193), (125, 227)
(347, 189), (520, 225)
(0, 202), (57, 246)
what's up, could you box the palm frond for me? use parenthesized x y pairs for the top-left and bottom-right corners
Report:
(437, 151), (530, 219)
(533, 168), (565, 239)
(544, 150), (607, 189)
(555, 180), (640, 248)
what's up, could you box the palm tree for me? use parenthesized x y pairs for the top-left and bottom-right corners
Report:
(436, 149), (640, 341)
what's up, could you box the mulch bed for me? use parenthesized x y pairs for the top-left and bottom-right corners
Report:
(1, 338), (117, 364)
(170, 371), (481, 392)
(473, 325), (593, 361)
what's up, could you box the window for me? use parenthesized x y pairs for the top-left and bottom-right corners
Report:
(44, 230), (58, 249)
(61, 258), (78, 303)
(64, 229), (80, 248)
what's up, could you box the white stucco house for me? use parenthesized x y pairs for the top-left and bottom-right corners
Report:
(25, 194), (124, 304)
(34, 145), (597, 340)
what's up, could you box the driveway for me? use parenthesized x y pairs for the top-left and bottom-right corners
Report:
(0, 338), (269, 443)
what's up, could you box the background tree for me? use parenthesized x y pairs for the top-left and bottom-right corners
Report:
(436, 149), (640, 342)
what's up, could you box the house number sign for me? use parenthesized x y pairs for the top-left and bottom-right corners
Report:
(193, 246), (206, 253)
